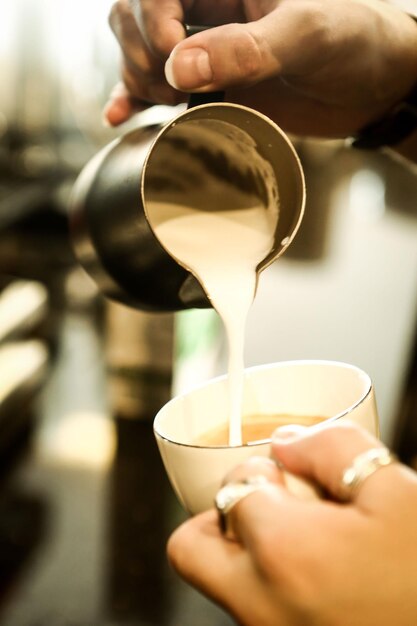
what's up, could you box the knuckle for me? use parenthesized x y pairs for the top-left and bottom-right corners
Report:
(211, 25), (263, 83)
(148, 19), (183, 59)
(108, 3), (119, 31)
(304, 5), (329, 36)
(109, 1), (137, 42)
(108, 0), (130, 29)
(224, 457), (278, 485)
(318, 420), (366, 445)
(166, 525), (188, 572)
(135, 1), (179, 59)
(148, 24), (173, 58)
(291, 4), (332, 46)
(230, 27), (264, 80)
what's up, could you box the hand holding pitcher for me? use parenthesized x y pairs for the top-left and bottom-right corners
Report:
(106, 0), (417, 162)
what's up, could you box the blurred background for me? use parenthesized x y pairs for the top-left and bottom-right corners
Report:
(0, 1), (416, 625)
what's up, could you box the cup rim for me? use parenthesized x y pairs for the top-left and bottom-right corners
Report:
(153, 359), (373, 450)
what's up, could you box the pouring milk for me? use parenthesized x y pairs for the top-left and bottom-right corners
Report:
(146, 119), (279, 446)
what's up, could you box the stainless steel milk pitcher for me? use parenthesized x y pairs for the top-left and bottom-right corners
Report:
(69, 100), (305, 311)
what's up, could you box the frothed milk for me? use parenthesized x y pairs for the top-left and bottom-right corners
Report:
(148, 201), (277, 446)
(146, 118), (279, 446)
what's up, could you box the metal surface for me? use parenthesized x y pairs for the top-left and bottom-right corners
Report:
(70, 103), (305, 312)
(70, 115), (206, 312)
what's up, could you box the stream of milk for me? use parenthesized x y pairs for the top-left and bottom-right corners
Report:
(149, 201), (277, 446)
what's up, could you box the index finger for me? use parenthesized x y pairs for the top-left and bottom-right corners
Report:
(167, 510), (262, 618)
(130, 0), (186, 58)
(271, 421), (401, 510)
(167, 506), (321, 626)
(229, 482), (322, 550)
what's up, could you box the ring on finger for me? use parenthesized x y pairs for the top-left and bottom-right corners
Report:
(340, 447), (398, 502)
(215, 475), (272, 541)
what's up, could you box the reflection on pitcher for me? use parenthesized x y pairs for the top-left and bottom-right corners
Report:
(69, 102), (305, 311)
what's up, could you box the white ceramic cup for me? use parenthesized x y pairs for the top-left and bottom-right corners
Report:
(153, 360), (379, 515)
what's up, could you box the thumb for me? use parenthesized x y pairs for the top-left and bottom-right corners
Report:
(271, 421), (386, 502)
(164, 21), (281, 92)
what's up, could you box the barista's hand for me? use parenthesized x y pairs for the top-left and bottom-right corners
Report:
(105, 0), (417, 141)
(168, 422), (417, 626)
(104, 0), (185, 125)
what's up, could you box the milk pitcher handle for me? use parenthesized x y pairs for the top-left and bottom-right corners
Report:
(185, 24), (225, 109)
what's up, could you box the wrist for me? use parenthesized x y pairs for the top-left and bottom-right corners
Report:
(387, 124), (417, 163)
(351, 8), (417, 156)
(351, 79), (417, 150)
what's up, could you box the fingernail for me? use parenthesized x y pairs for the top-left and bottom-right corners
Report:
(164, 54), (178, 88)
(272, 425), (308, 442)
(165, 48), (213, 90)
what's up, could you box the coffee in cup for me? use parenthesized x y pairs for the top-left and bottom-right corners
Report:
(196, 413), (328, 446)
(154, 360), (379, 515)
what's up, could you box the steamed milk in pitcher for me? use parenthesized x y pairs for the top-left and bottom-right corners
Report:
(146, 119), (279, 446)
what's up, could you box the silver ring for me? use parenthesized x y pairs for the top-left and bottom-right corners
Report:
(215, 475), (271, 541)
(340, 447), (397, 501)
